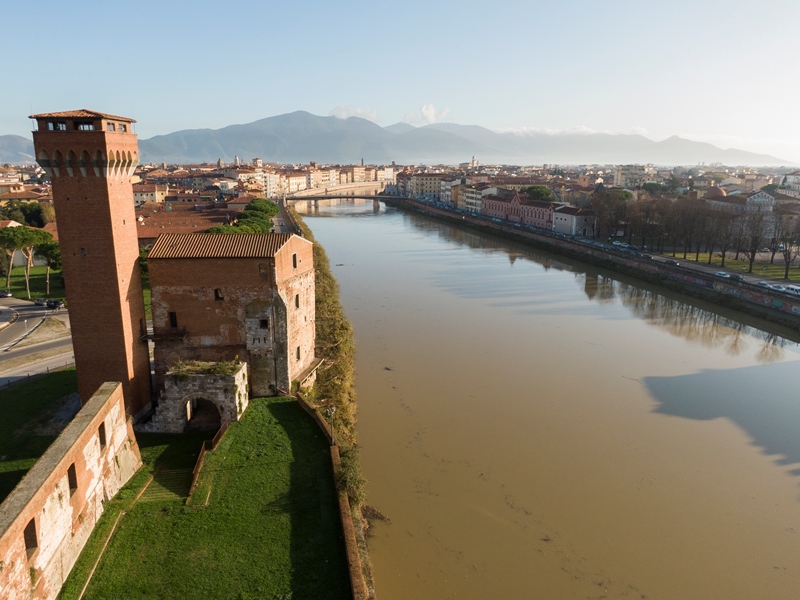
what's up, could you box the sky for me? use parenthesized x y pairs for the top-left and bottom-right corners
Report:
(3, 0), (799, 162)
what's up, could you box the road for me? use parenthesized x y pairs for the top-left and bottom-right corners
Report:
(0, 298), (74, 386)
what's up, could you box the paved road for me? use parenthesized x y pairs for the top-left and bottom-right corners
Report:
(0, 298), (74, 386)
(0, 351), (75, 387)
(0, 298), (52, 348)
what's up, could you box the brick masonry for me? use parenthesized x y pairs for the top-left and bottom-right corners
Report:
(32, 113), (151, 418)
(0, 382), (141, 600)
(138, 362), (249, 434)
(149, 235), (316, 397)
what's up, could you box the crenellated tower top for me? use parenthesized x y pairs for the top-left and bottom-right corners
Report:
(30, 109), (139, 179)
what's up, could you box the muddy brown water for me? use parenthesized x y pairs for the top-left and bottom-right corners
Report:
(298, 200), (800, 599)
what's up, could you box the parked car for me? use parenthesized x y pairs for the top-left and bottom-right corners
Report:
(785, 285), (800, 296)
(715, 271), (731, 278)
(770, 284), (786, 292)
(35, 298), (46, 306)
(664, 260), (680, 266)
(729, 274), (745, 282)
(0, 289), (11, 298)
(755, 281), (771, 288)
(46, 299), (65, 309)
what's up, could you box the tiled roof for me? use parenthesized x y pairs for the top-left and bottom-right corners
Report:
(148, 233), (294, 259)
(29, 109), (136, 123)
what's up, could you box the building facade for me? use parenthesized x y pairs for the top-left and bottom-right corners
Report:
(147, 233), (316, 397)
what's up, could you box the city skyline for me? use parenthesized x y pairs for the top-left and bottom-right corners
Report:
(2, 0), (799, 162)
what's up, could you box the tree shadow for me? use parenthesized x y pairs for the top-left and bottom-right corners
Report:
(267, 400), (351, 600)
(644, 360), (800, 474)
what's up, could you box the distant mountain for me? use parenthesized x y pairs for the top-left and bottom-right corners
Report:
(1, 112), (793, 166)
(138, 112), (790, 166)
(0, 135), (35, 163)
(385, 122), (416, 134)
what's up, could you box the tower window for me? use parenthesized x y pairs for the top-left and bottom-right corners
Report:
(214, 288), (224, 301)
(80, 248), (86, 256)
(98, 422), (106, 450)
(67, 463), (78, 496)
(296, 346), (301, 361)
(295, 294), (299, 308)
(119, 124), (127, 133)
(107, 123), (116, 132)
(258, 263), (268, 277)
(169, 312), (178, 328)
(260, 319), (269, 329)
(292, 253), (297, 269)
(24, 519), (37, 558)
(76, 122), (94, 131)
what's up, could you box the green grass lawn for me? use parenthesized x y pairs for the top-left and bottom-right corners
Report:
(659, 251), (800, 281)
(61, 397), (350, 600)
(3, 265), (65, 300)
(0, 369), (78, 502)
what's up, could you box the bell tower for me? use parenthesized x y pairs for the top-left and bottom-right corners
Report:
(30, 109), (151, 417)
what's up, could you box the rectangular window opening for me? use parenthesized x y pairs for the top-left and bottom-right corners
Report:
(214, 288), (224, 301)
(98, 422), (106, 450)
(259, 319), (269, 330)
(294, 294), (299, 308)
(24, 519), (37, 558)
(292, 253), (297, 269)
(67, 463), (78, 495)
(296, 346), (301, 361)
(107, 123), (115, 132)
(169, 312), (178, 329)
(76, 122), (94, 131)
(80, 247), (86, 256)
(258, 263), (268, 277)
(119, 124), (127, 133)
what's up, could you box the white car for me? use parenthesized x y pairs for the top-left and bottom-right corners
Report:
(715, 272), (731, 278)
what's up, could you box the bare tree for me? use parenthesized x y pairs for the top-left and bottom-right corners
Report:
(773, 207), (800, 279)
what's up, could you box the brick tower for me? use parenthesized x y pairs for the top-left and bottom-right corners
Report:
(30, 110), (151, 417)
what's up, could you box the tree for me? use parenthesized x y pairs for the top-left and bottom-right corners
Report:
(0, 226), (24, 288)
(523, 186), (553, 202)
(773, 208), (800, 280)
(16, 228), (52, 299)
(34, 240), (61, 296)
(642, 183), (663, 195)
(739, 210), (772, 273)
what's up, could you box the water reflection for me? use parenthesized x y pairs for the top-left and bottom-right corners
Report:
(396, 207), (799, 363)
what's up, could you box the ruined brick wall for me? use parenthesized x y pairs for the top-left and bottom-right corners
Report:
(0, 382), (141, 600)
(138, 363), (249, 434)
(274, 237), (316, 385)
(32, 120), (151, 418)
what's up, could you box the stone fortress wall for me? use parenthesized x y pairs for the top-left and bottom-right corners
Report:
(0, 382), (141, 600)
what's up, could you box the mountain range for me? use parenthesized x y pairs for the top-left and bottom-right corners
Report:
(1, 111), (793, 166)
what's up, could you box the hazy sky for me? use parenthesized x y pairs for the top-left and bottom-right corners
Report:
(3, 0), (799, 162)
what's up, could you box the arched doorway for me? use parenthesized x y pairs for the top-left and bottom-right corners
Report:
(185, 398), (222, 432)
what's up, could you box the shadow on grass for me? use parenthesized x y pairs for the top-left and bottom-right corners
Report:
(135, 432), (211, 471)
(266, 400), (351, 600)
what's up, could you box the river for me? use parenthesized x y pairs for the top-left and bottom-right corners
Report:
(297, 199), (800, 600)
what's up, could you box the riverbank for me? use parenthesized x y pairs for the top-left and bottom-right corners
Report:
(388, 197), (800, 336)
(292, 207), (376, 599)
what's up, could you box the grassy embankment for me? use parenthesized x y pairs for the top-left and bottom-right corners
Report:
(60, 396), (350, 600)
(292, 209), (374, 591)
(657, 251), (800, 281)
(0, 369), (78, 502)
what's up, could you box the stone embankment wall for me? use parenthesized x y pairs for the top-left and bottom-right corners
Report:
(0, 382), (141, 600)
(398, 199), (800, 328)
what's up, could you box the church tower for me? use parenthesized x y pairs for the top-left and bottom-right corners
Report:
(31, 110), (151, 417)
